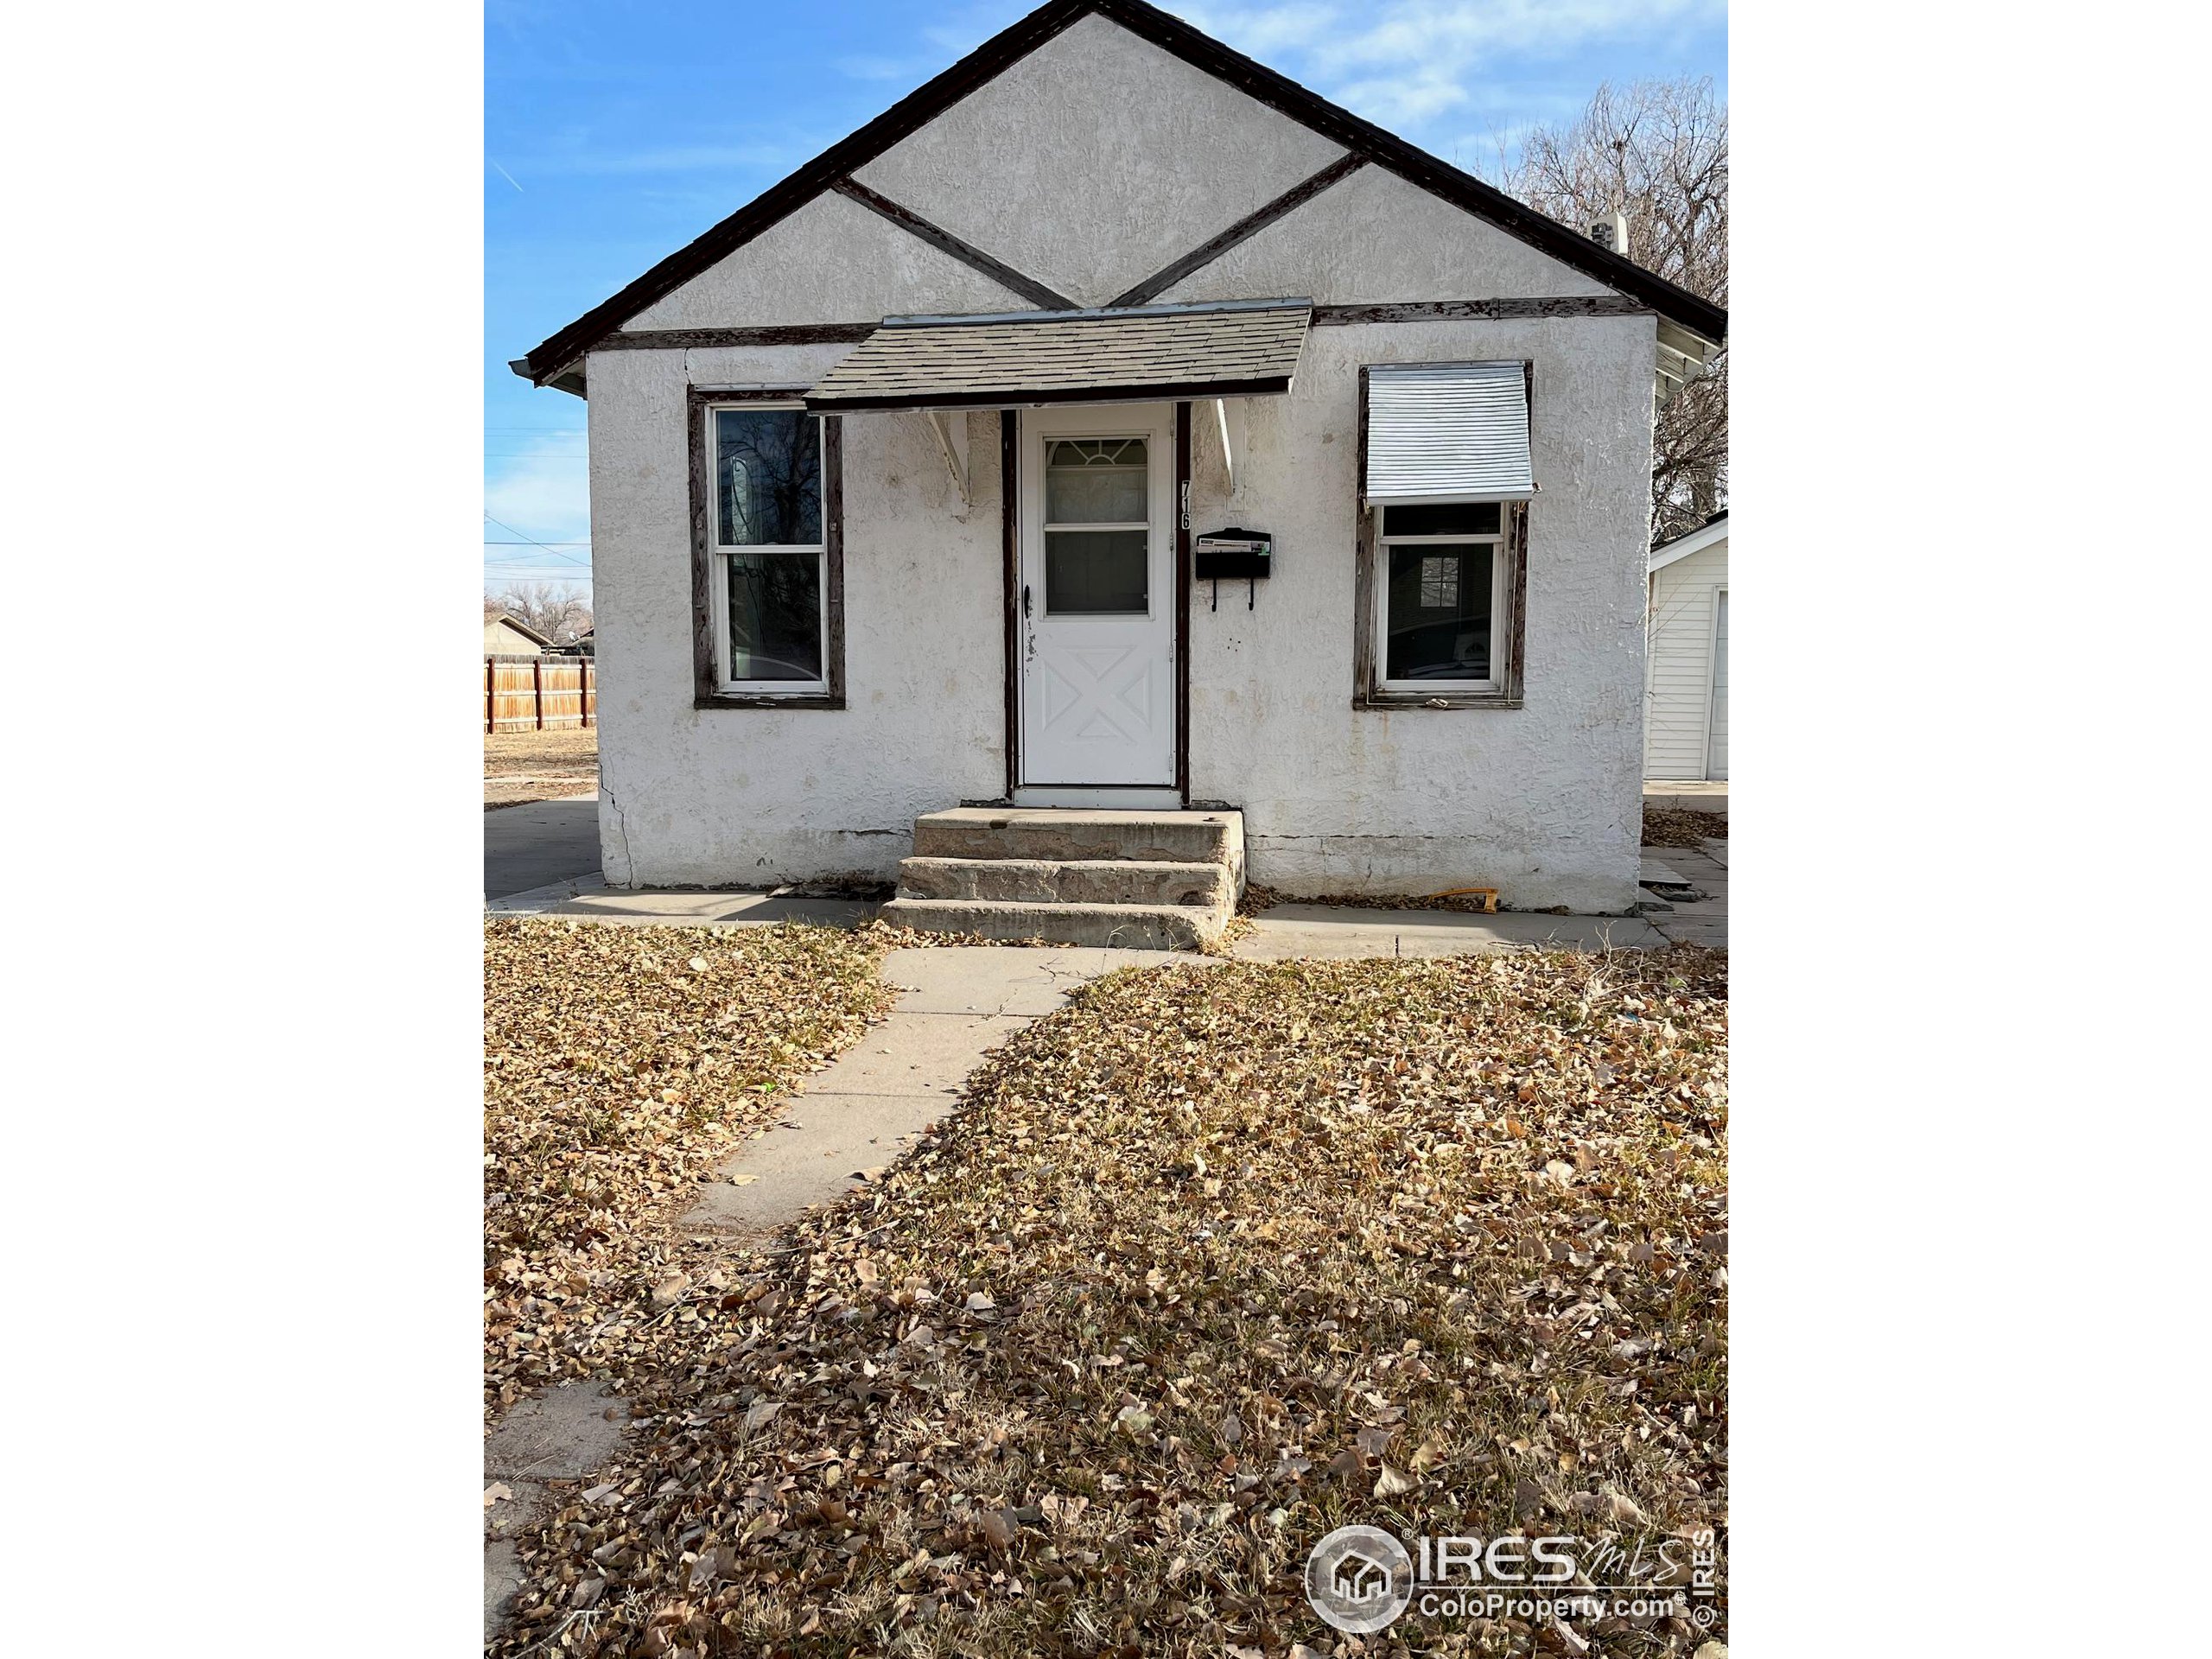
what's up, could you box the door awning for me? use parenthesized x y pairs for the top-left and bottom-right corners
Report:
(804, 299), (1313, 414)
(1363, 361), (1535, 504)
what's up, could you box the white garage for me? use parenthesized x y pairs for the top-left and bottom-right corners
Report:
(1643, 511), (1728, 782)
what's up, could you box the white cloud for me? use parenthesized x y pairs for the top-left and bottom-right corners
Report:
(1319, 0), (1720, 68)
(1168, 0), (1723, 139)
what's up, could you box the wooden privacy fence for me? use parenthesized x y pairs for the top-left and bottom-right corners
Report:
(486, 656), (596, 733)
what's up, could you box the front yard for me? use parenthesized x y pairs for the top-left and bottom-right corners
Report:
(485, 919), (895, 1412)
(493, 944), (1728, 1656)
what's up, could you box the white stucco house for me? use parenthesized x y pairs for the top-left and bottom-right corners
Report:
(1643, 511), (1729, 783)
(511, 0), (1726, 943)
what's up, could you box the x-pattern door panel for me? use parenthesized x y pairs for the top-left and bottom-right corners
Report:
(1019, 405), (1175, 787)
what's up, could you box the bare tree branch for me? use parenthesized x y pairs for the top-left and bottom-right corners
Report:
(1491, 77), (1728, 540)
(488, 582), (594, 645)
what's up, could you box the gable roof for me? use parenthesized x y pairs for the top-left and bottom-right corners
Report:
(517, 0), (1726, 385)
(1649, 509), (1729, 574)
(486, 613), (554, 647)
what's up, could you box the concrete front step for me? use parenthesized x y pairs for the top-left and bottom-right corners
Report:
(878, 896), (1229, 950)
(913, 808), (1243, 884)
(897, 855), (1229, 908)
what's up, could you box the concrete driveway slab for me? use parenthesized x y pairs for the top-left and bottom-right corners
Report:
(485, 796), (601, 899)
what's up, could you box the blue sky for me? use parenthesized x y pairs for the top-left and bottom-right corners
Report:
(485, 0), (1726, 597)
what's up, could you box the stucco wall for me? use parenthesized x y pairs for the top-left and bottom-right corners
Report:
(1161, 163), (1613, 305)
(853, 14), (1347, 308)
(588, 315), (1651, 910)
(1184, 317), (1654, 910)
(587, 340), (1007, 887)
(627, 191), (1027, 330)
(1644, 537), (1727, 781)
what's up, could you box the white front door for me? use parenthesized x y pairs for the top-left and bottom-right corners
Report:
(1018, 404), (1177, 791)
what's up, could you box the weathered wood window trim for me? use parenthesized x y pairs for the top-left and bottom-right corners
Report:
(688, 385), (845, 711)
(1351, 363), (1529, 711)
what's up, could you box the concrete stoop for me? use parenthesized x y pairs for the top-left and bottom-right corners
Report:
(879, 808), (1244, 950)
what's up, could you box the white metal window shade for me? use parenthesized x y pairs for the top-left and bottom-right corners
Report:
(1364, 361), (1534, 505)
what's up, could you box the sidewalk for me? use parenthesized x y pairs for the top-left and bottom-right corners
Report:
(1640, 836), (1727, 948)
(490, 852), (1726, 953)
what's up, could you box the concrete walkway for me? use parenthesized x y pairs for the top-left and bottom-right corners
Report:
(681, 945), (1190, 1233)
(1642, 837), (1727, 947)
(484, 944), (1186, 1637)
(484, 1382), (630, 1637)
(1643, 779), (1728, 814)
(1235, 905), (1664, 958)
(485, 793), (601, 900)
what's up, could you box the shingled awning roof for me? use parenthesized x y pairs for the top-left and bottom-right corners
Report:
(803, 299), (1313, 413)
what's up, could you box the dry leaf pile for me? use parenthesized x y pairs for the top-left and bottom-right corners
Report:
(1638, 810), (1726, 849)
(496, 946), (1728, 1656)
(485, 919), (894, 1412)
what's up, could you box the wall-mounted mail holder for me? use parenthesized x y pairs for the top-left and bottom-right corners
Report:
(1194, 528), (1272, 610)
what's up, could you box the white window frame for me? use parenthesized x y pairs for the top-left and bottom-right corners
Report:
(1372, 504), (1511, 695)
(707, 399), (830, 696)
(1040, 435), (1154, 616)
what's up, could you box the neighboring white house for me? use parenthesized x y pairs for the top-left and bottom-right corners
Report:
(1643, 511), (1729, 782)
(511, 0), (1726, 918)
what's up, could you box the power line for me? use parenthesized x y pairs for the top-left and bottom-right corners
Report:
(483, 514), (593, 567)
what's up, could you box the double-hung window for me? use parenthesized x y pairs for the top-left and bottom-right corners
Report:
(690, 391), (843, 707)
(1356, 361), (1531, 708)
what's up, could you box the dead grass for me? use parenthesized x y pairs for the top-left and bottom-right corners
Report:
(487, 728), (600, 809)
(496, 946), (1728, 1656)
(1639, 808), (1726, 849)
(484, 919), (894, 1414)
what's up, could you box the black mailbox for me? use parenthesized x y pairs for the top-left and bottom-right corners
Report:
(1194, 528), (1272, 610)
(1194, 528), (1272, 581)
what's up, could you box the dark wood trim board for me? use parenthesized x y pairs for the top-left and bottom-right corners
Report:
(832, 178), (1077, 311)
(1001, 409), (1021, 797)
(1174, 399), (1192, 804)
(1107, 154), (1366, 308)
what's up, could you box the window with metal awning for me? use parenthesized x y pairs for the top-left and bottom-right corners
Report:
(1354, 359), (1535, 709)
(800, 298), (1313, 414)
(1361, 360), (1535, 505)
